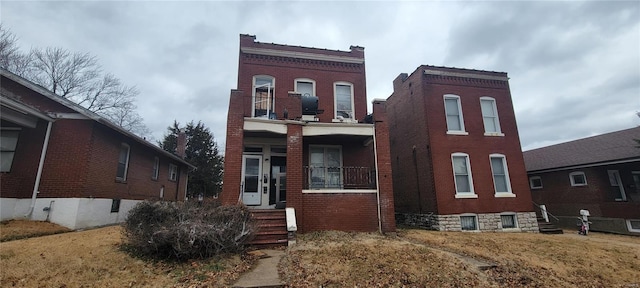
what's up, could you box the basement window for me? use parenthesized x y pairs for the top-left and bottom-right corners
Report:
(627, 220), (640, 233)
(460, 215), (478, 231)
(501, 214), (518, 229)
(111, 199), (121, 213)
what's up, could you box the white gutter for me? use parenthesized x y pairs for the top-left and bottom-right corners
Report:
(26, 120), (53, 217)
(372, 126), (382, 233)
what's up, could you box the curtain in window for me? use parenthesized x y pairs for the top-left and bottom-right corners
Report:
(452, 156), (471, 193)
(445, 98), (461, 131)
(310, 147), (342, 188)
(491, 157), (508, 192)
(501, 215), (516, 228)
(461, 216), (477, 230)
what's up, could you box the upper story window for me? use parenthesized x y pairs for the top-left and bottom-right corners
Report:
(569, 171), (587, 187)
(529, 176), (542, 189)
(0, 128), (20, 172)
(253, 75), (275, 118)
(295, 78), (315, 97)
(334, 82), (354, 121)
(451, 152), (476, 198)
(116, 143), (130, 181)
(480, 97), (503, 136)
(152, 156), (159, 180)
(444, 94), (467, 135)
(169, 163), (178, 181)
(490, 154), (514, 196)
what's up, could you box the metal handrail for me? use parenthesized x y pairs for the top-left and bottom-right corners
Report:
(532, 201), (560, 222)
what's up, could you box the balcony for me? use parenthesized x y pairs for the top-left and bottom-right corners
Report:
(303, 166), (376, 190)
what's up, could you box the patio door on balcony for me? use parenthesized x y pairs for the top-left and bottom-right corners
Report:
(310, 146), (342, 189)
(242, 155), (262, 205)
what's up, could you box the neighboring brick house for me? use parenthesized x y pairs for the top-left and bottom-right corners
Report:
(523, 127), (640, 235)
(0, 69), (193, 229)
(221, 35), (395, 233)
(386, 65), (538, 232)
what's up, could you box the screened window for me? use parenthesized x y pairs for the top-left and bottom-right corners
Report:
(452, 153), (475, 196)
(116, 144), (130, 181)
(501, 214), (517, 229)
(253, 75), (275, 118)
(169, 164), (178, 181)
(0, 129), (20, 172)
(309, 146), (342, 189)
(480, 97), (502, 135)
(334, 82), (354, 120)
(529, 176), (542, 189)
(460, 215), (478, 231)
(444, 95), (466, 133)
(569, 171), (587, 186)
(152, 157), (159, 180)
(490, 154), (512, 194)
(295, 79), (315, 97)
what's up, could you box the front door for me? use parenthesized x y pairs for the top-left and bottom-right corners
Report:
(242, 155), (262, 205)
(270, 156), (286, 205)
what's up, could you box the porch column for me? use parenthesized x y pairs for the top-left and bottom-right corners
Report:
(221, 90), (245, 204)
(373, 99), (397, 233)
(286, 123), (304, 232)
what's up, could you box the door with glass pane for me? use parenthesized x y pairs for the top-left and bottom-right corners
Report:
(242, 155), (262, 205)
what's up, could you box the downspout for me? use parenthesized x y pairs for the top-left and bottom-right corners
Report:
(26, 120), (53, 217)
(372, 126), (382, 233)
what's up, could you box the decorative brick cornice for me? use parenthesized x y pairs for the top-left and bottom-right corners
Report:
(243, 53), (363, 70)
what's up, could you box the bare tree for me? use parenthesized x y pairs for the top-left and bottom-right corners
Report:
(0, 25), (149, 137)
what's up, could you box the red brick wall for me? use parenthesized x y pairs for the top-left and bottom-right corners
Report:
(387, 66), (534, 216)
(373, 100), (397, 232)
(301, 193), (378, 232)
(286, 124), (304, 229)
(221, 90), (245, 204)
(530, 162), (640, 219)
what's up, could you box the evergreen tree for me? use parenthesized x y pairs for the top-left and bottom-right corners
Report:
(160, 121), (224, 198)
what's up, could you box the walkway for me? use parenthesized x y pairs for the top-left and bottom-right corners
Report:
(233, 249), (285, 288)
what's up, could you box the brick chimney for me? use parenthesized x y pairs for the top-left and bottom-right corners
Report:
(176, 129), (187, 158)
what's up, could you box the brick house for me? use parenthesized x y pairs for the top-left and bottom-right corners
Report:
(220, 35), (395, 234)
(0, 69), (193, 229)
(386, 65), (538, 232)
(523, 127), (640, 235)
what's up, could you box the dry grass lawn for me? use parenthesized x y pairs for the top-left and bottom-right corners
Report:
(0, 224), (255, 287)
(1, 220), (70, 242)
(280, 229), (640, 287)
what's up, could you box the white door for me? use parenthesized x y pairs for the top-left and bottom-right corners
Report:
(242, 155), (262, 205)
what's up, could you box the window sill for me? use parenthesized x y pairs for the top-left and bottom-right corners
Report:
(530, 186), (542, 190)
(447, 131), (469, 136)
(455, 193), (478, 199)
(332, 118), (357, 123)
(484, 132), (505, 137)
(495, 193), (516, 198)
(570, 184), (587, 187)
(115, 178), (127, 184)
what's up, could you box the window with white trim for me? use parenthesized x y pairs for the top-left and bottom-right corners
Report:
(116, 144), (130, 181)
(490, 154), (513, 195)
(529, 176), (542, 189)
(0, 129), (20, 172)
(152, 157), (159, 180)
(169, 164), (178, 181)
(309, 145), (342, 189)
(569, 171), (587, 186)
(334, 82), (354, 120)
(500, 214), (518, 229)
(252, 75), (275, 118)
(480, 97), (502, 135)
(295, 78), (315, 97)
(444, 94), (466, 134)
(451, 153), (475, 196)
(460, 215), (478, 231)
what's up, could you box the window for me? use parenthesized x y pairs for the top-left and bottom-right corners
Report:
(490, 154), (513, 195)
(443, 95), (466, 134)
(110, 199), (121, 213)
(334, 82), (354, 120)
(529, 176), (543, 189)
(152, 157), (159, 180)
(295, 78), (315, 97)
(0, 129), (20, 172)
(633, 172), (640, 193)
(309, 145), (342, 189)
(460, 215), (478, 231)
(569, 171), (587, 186)
(480, 97), (502, 135)
(169, 164), (178, 181)
(627, 219), (640, 233)
(501, 214), (518, 229)
(451, 153), (476, 197)
(116, 144), (130, 181)
(608, 170), (627, 201)
(253, 75), (275, 118)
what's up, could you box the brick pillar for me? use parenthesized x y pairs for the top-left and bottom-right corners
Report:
(221, 90), (245, 205)
(373, 99), (397, 233)
(286, 123), (304, 232)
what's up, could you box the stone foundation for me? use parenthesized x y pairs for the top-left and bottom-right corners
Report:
(396, 211), (539, 233)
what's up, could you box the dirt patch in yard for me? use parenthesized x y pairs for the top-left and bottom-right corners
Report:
(0, 220), (70, 242)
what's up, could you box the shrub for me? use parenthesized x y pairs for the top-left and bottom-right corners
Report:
(122, 201), (256, 260)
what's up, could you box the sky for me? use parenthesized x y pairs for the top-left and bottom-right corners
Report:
(1, 0), (639, 152)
